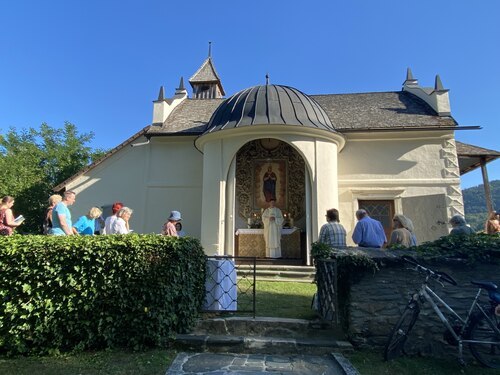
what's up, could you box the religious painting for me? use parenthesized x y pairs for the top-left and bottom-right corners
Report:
(253, 160), (287, 210)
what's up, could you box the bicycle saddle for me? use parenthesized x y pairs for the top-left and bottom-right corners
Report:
(471, 280), (498, 291)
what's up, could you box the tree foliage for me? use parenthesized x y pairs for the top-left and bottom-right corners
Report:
(0, 122), (105, 233)
(462, 180), (500, 231)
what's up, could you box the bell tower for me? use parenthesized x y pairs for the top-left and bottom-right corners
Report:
(189, 43), (225, 99)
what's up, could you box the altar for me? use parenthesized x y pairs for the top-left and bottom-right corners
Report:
(235, 227), (301, 258)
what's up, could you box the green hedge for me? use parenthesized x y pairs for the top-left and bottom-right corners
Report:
(0, 234), (206, 355)
(414, 232), (500, 264)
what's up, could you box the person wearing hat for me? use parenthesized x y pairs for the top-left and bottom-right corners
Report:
(162, 210), (182, 236)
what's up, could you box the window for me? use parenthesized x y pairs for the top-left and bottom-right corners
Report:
(358, 200), (395, 241)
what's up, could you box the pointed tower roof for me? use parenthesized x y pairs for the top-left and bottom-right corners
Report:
(189, 57), (225, 96)
(157, 86), (165, 101)
(434, 74), (448, 92)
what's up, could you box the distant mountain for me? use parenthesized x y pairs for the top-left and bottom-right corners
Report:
(462, 180), (500, 231)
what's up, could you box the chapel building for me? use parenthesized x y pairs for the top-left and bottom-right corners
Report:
(55, 55), (499, 264)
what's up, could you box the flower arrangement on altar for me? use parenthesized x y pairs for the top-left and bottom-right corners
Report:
(246, 209), (295, 229)
(247, 211), (263, 229)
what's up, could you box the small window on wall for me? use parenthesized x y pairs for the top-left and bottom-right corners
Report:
(358, 200), (395, 241)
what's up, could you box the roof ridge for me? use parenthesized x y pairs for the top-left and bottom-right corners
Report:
(53, 126), (151, 192)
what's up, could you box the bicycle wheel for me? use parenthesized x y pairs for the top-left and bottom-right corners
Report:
(468, 307), (500, 369)
(384, 301), (420, 361)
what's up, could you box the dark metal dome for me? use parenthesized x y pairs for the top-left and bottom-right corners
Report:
(204, 84), (335, 133)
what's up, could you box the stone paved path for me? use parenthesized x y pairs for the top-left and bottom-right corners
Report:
(166, 352), (358, 374)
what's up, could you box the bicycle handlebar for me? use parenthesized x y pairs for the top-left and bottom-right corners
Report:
(401, 255), (457, 286)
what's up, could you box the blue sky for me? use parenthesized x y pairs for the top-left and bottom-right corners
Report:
(0, 0), (498, 189)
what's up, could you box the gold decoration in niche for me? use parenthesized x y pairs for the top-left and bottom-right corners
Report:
(236, 139), (305, 222)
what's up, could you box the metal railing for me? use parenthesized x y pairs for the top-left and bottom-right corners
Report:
(203, 256), (257, 318)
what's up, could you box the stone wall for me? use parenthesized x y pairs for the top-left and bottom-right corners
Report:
(335, 249), (498, 357)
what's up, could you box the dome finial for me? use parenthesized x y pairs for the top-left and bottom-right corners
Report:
(266, 73), (270, 85)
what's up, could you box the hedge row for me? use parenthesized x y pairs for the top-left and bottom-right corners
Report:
(0, 234), (206, 355)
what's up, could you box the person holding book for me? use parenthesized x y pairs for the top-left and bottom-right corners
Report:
(0, 196), (24, 236)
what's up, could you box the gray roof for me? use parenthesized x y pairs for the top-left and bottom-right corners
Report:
(147, 99), (224, 135)
(456, 141), (500, 156)
(205, 85), (336, 134)
(147, 90), (458, 135)
(456, 141), (500, 175)
(312, 91), (457, 130)
(189, 57), (222, 83)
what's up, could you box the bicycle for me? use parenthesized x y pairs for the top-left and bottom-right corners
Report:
(384, 255), (500, 368)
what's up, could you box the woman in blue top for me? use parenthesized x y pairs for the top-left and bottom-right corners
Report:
(72, 207), (102, 235)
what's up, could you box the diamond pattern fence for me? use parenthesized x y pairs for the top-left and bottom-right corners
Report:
(203, 256), (256, 318)
(315, 258), (339, 324)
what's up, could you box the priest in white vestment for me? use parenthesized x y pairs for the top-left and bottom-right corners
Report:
(262, 199), (284, 258)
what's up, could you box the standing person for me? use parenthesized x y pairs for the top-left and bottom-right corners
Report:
(0, 196), (24, 236)
(110, 207), (133, 234)
(175, 222), (186, 237)
(103, 202), (123, 235)
(318, 208), (347, 248)
(262, 199), (284, 258)
(162, 211), (182, 236)
(352, 209), (387, 248)
(72, 207), (103, 235)
(262, 165), (277, 202)
(43, 194), (62, 234)
(485, 211), (500, 234)
(449, 215), (475, 235)
(50, 191), (76, 236)
(387, 214), (412, 248)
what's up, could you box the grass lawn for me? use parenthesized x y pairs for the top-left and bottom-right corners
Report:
(0, 348), (176, 375)
(250, 280), (317, 319)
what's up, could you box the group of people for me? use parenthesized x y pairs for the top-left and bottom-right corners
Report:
(0, 191), (186, 237)
(1, 190), (497, 244)
(42, 192), (136, 236)
(318, 207), (496, 250)
(318, 208), (400, 249)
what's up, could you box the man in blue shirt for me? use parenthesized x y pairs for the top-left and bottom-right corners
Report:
(51, 190), (76, 235)
(352, 209), (387, 248)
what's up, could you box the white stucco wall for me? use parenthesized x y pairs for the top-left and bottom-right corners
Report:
(337, 131), (461, 245)
(66, 135), (203, 237)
